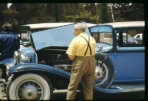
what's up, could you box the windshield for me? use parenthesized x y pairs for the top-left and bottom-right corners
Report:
(20, 31), (31, 41)
(20, 28), (53, 42)
(92, 32), (113, 45)
(90, 25), (113, 46)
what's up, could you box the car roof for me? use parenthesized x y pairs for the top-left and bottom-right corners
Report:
(20, 23), (74, 29)
(20, 22), (97, 29)
(99, 21), (144, 28)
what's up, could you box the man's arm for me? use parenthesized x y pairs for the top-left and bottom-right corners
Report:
(14, 35), (20, 50)
(66, 38), (76, 61)
(68, 55), (75, 61)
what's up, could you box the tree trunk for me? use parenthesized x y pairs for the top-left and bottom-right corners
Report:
(54, 3), (59, 22)
(109, 3), (115, 22)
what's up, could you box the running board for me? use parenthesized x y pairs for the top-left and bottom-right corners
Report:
(93, 84), (145, 93)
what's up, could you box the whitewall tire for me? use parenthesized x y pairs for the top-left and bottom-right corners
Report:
(7, 73), (53, 100)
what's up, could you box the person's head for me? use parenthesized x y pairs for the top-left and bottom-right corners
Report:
(2, 23), (12, 32)
(74, 23), (86, 36)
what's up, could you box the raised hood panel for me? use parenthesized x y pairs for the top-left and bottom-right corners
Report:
(31, 22), (91, 51)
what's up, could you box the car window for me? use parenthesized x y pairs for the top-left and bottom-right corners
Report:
(116, 33), (131, 39)
(136, 35), (140, 38)
(92, 32), (113, 45)
(20, 31), (31, 42)
(116, 29), (144, 47)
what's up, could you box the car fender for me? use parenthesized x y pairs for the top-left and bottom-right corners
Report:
(8, 63), (122, 94)
(0, 58), (15, 71)
(8, 63), (70, 79)
(7, 62), (144, 94)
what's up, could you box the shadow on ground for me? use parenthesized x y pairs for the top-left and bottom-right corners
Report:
(52, 91), (145, 100)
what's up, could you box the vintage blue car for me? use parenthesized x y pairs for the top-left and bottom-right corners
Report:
(90, 21), (145, 83)
(0, 21), (145, 100)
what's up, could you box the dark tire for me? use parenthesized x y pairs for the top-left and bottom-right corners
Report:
(94, 55), (115, 88)
(7, 73), (53, 100)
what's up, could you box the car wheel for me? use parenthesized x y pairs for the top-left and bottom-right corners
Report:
(7, 73), (53, 100)
(94, 57), (115, 88)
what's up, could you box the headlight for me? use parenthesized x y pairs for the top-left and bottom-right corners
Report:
(20, 52), (31, 63)
(14, 50), (31, 64)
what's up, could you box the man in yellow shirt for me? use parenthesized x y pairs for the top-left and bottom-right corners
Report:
(66, 23), (96, 100)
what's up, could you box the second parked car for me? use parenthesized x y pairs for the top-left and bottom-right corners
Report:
(134, 33), (143, 44)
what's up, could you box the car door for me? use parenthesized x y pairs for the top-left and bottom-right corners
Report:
(114, 29), (145, 82)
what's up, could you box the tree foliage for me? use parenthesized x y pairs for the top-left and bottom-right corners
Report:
(99, 3), (111, 23)
(112, 3), (144, 21)
(0, 3), (145, 33)
(0, 3), (12, 27)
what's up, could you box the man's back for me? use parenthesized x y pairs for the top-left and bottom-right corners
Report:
(67, 33), (96, 57)
(0, 31), (20, 61)
(66, 23), (96, 100)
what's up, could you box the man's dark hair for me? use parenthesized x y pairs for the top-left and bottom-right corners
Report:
(2, 23), (12, 31)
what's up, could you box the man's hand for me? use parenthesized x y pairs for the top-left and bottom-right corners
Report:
(68, 55), (75, 61)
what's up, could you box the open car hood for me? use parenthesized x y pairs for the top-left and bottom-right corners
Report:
(31, 22), (91, 51)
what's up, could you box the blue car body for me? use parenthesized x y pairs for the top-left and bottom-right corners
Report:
(10, 21), (144, 83)
(3, 22), (144, 99)
(90, 21), (145, 83)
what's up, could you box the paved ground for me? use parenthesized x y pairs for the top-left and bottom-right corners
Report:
(52, 89), (145, 100)
(1, 89), (145, 100)
(0, 81), (145, 100)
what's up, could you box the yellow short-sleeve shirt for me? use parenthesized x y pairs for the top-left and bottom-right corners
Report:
(66, 33), (96, 56)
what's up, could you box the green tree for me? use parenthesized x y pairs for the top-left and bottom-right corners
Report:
(46, 3), (55, 22)
(0, 3), (145, 27)
(11, 3), (26, 25)
(99, 3), (111, 23)
(54, 3), (59, 22)
(113, 3), (144, 21)
(83, 3), (96, 15)
(24, 3), (48, 24)
(0, 3), (12, 27)
(63, 3), (99, 23)
(57, 3), (84, 22)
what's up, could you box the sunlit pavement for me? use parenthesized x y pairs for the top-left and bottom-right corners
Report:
(52, 89), (145, 100)
(0, 89), (145, 100)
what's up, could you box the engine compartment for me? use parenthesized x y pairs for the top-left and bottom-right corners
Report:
(37, 49), (73, 72)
